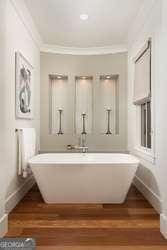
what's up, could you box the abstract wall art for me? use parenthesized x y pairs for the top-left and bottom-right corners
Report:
(15, 52), (34, 119)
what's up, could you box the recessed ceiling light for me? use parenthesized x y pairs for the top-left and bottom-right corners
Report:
(80, 14), (88, 21)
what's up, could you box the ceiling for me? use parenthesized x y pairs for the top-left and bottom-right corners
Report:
(24, 0), (145, 48)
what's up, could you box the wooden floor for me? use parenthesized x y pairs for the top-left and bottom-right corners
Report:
(5, 185), (167, 250)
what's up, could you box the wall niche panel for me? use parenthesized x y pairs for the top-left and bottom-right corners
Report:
(75, 76), (93, 134)
(95, 75), (119, 135)
(50, 74), (73, 135)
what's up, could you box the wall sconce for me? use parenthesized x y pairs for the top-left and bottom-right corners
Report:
(49, 74), (68, 81)
(75, 76), (93, 81)
(100, 75), (118, 81)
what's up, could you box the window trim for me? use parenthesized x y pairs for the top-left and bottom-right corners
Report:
(133, 38), (156, 164)
(135, 97), (155, 164)
(141, 101), (151, 149)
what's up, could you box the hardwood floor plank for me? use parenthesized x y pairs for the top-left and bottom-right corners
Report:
(37, 247), (167, 250)
(5, 185), (167, 248)
(13, 200), (152, 208)
(9, 218), (159, 229)
(20, 228), (166, 246)
(8, 212), (159, 220)
(11, 203), (157, 215)
(5, 228), (23, 237)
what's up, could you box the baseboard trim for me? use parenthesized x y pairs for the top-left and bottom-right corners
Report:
(0, 214), (8, 237)
(133, 175), (162, 213)
(160, 213), (167, 239)
(5, 175), (35, 214)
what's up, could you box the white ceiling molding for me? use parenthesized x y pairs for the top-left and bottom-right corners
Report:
(24, 0), (144, 49)
(10, 0), (129, 55)
(9, 0), (127, 56)
(9, 0), (42, 48)
(41, 43), (127, 55)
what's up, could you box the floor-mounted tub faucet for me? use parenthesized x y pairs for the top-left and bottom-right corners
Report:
(80, 133), (88, 153)
(67, 134), (88, 153)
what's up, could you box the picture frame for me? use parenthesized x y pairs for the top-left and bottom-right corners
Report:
(15, 51), (34, 119)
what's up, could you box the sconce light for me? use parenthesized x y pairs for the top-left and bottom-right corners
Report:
(75, 76), (93, 81)
(100, 75), (118, 81)
(57, 76), (63, 79)
(49, 74), (68, 80)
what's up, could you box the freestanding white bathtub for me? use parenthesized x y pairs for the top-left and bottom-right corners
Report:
(29, 153), (139, 204)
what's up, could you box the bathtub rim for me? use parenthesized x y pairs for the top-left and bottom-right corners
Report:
(28, 153), (140, 166)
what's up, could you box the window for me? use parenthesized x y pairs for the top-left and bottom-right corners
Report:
(134, 40), (152, 152)
(141, 101), (151, 149)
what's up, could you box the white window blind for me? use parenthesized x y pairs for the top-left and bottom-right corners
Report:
(133, 41), (151, 105)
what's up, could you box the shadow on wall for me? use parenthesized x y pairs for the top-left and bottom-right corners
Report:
(135, 163), (162, 212)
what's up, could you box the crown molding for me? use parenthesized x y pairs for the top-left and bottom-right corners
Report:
(41, 43), (127, 55)
(9, 0), (127, 55)
(9, 0), (128, 55)
(9, 0), (43, 48)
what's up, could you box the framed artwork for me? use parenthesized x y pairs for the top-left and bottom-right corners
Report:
(15, 52), (34, 119)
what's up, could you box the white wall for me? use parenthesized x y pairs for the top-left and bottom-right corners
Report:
(0, 0), (41, 236)
(40, 52), (127, 152)
(127, 0), (167, 238)
(158, 0), (167, 237)
(0, 0), (8, 237)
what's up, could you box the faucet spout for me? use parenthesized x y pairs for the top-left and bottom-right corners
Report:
(81, 133), (86, 147)
(66, 134), (88, 153)
(80, 133), (88, 153)
(81, 146), (88, 153)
